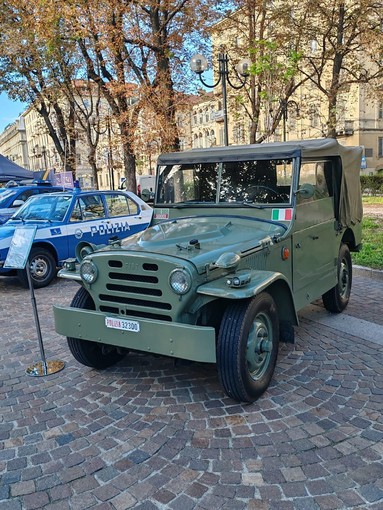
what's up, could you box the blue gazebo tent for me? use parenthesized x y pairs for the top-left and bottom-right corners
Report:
(0, 153), (35, 182)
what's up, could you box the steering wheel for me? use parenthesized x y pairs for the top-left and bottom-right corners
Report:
(245, 185), (280, 203)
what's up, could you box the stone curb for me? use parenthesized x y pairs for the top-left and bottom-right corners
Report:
(354, 264), (383, 280)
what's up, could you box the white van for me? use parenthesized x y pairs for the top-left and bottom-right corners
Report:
(119, 175), (156, 200)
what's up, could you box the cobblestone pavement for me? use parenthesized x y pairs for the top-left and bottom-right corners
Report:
(0, 274), (382, 510)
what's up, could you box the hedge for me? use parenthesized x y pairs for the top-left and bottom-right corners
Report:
(360, 175), (383, 195)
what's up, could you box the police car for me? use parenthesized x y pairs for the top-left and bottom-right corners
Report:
(0, 187), (153, 288)
(0, 181), (67, 224)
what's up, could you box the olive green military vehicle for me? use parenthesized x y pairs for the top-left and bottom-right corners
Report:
(54, 139), (363, 402)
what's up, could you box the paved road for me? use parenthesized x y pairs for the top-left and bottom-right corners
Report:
(0, 273), (382, 510)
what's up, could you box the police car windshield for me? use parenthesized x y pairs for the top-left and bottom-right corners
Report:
(13, 194), (72, 222)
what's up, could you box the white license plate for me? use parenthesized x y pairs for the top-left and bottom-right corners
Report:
(105, 317), (140, 332)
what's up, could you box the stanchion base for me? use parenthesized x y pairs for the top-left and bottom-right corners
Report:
(26, 360), (65, 377)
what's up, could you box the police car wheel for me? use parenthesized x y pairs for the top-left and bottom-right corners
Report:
(217, 293), (279, 403)
(67, 287), (126, 369)
(17, 248), (57, 289)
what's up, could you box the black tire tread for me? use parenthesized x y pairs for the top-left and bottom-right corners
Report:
(217, 293), (279, 403)
(67, 287), (124, 369)
(322, 243), (352, 313)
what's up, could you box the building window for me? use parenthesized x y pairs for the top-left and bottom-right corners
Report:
(365, 148), (373, 158)
(378, 137), (383, 158)
(379, 102), (383, 120)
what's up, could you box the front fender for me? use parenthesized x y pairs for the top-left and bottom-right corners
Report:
(197, 270), (298, 326)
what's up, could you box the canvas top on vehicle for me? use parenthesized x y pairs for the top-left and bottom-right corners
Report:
(157, 138), (363, 228)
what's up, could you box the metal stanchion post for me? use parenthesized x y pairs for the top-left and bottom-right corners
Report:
(25, 261), (65, 377)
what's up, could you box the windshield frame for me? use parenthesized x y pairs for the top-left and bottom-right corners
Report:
(156, 156), (296, 207)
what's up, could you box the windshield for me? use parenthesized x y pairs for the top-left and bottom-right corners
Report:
(0, 189), (17, 206)
(12, 194), (72, 221)
(156, 159), (293, 206)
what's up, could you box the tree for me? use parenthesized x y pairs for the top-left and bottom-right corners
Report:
(210, 0), (307, 143)
(292, 0), (383, 137)
(0, 0), (80, 175)
(58, 0), (216, 191)
(0, 0), (217, 189)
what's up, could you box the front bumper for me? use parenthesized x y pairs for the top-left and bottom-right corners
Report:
(53, 305), (217, 363)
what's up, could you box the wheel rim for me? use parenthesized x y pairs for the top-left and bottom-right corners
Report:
(339, 259), (350, 299)
(246, 312), (273, 380)
(30, 256), (49, 280)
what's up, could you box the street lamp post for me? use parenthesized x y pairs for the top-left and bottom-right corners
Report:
(190, 52), (251, 146)
(32, 145), (48, 173)
(92, 115), (117, 189)
(280, 100), (300, 142)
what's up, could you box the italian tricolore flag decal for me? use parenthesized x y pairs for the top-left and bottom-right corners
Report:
(272, 208), (293, 221)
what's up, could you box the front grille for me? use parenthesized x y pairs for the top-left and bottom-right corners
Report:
(95, 254), (178, 322)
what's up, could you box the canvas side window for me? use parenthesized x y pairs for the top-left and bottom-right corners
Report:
(299, 161), (330, 201)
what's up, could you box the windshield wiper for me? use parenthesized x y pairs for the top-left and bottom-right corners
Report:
(241, 201), (266, 209)
(172, 201), (209, 208)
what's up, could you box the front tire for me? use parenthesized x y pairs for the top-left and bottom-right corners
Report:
(67, 287), (125, 369)
(217, 293), (279, 403)
(322, 243), (352, 313)
(17, 247), (57, 288)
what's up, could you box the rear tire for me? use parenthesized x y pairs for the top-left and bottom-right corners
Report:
(217, 293), (279, 402)
(67, 287), (125, 369)
(322, 243), (352, 313)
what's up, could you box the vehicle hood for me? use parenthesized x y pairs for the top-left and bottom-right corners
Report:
(117, 215), (286, 271)
(0, 220), (53, 256)
(0, 223), (16, 258)
(0, 208), (16, 224)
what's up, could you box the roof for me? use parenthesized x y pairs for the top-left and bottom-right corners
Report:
(0, 154), (35, 181)
(158, 138), (363, 227)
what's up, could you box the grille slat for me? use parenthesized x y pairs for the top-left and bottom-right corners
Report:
(106, 283), (162, 296)
(99, 294), (171, 310)
(108, 272), (158, 284)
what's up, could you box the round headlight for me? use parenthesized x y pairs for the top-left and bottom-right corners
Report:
(169, 268), (192, 295)
(80, 260), (98, 284)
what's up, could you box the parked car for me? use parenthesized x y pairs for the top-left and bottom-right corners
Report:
(53, 139), (363, 402)
(0, 188), (153, 288)
(0, 181), (66, 224)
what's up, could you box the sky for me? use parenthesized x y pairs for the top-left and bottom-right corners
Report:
(0, 93), (28, 133)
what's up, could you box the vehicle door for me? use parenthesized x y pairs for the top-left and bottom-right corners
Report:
(292, 159), (339, 308)
(103, 192), (151, 236)
(66, 193), (108, 255)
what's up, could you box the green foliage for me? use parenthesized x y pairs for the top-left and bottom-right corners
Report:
(352, 217), (383, 270)
(360, 175), (383, 195)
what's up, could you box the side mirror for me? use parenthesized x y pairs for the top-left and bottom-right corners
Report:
(12, 200), (25, 207)
(141, 188), (151, 202)
(296, 183), (315, 200)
